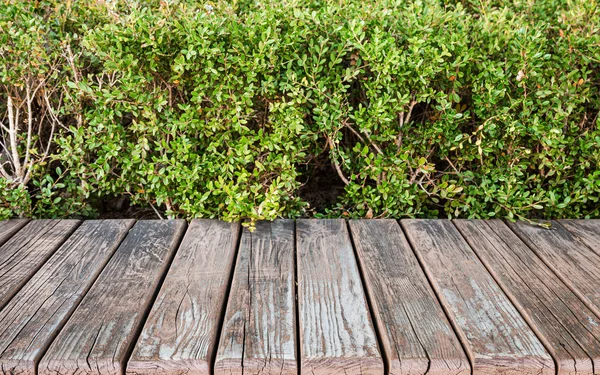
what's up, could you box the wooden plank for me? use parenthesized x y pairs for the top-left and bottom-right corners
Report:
(508, 220), (600, 319)
(456, 219), (600, 375)
(127, 220), (240, 375)
(559, 219), (600, 256)
(0, 219), (80, 309)
(0, 220), (135, 375)
(349, 219), (469, 375)
(214, 220), (296, 375)
(38, 220), (186, 375)
(0, 219), (29, 247)
(296, 219), (383, 375)
(402, 219), (553, 375)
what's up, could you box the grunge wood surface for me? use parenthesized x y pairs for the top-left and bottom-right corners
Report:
(0, 219), (28, 247)
(2, 218), (600, 375)
(0, 220), (134, 375)
(0, 220), (80, 309)
(215, 220), (296, 375)
(509, 220), (600, 319)
(296, 219), (383, 375)
(127, 220), (240, 375)
(349, 220), (469, 375)
(38, 220), (186, 375)
(467, 220), (600, 375)
(402, 219), (553, 375)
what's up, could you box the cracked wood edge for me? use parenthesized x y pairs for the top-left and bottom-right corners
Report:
(349, 219), (470, 375)
(0, 220), (135, 375)
(126, 219), (240, 375)
(0, 219), (29, 247)
(214, 220), (297, 375)
(402, 219), (552, 375)
(508, 220), (600, 320)
(0, 219), (81, 310)
(296, 219), (383, 375)
(457, 219), (600, 375)
(38, 220), (187, 375)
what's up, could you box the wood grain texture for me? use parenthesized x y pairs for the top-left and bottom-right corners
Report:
(508, 220), (600, 319)
(0, 220), (80, 309)
(0, 220), (135, 375)
(559, 220), (600, 256)
(38, 220), (186, 375)
(456, 219), (600, 375)
(402, 219), (552, 375)
(349, 220), (469, 375)
(127, 220), (240, 375)
(214, 220), (296, 375)
(0, 219), (29, 247)
(296, 219), (383, 375)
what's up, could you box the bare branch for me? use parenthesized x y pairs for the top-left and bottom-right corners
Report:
(0, 163), (10, 180)
(7, 96), (22, 179)
(343, 122), (383, 155)
(395, 99), (417, 148)
(23, 84), (34, 181)
(445, 156), (460, 174)
(326, 135), (349, 185)
(150, 202), (165, 220)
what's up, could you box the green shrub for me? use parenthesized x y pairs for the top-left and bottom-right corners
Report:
(1, 0), (599, 223)
(0, 1), (108, 217)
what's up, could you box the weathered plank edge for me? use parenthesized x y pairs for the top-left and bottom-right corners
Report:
(453, 219), (560, 374)
(300, 356), (385, 375)
(399, 219), (476, 371)
(0, 219), (82, 311)
(346, 220), (391, 375)
(119, 221), (189, 375)
(207, 223), (243, 375)
(296, 219), (384, 375)
(214, 220), (297, 375)
(0, 219), (137, 375)
(215, 357), (297, 375)
(518, 219), (600, 322)
(386, 219), (472, 375)
(0, 219), (30, 247)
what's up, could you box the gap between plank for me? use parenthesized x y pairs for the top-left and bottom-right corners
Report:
(345, 220), (390, 375)
(0, 219), (30, 248)
(0, 220), (83, 312)
(32, 220), (137, 375)
(452, 220), (561, 375)
(519, 220), (600, 322)
(293, 220), (301, 375)
(120, 221), (188, 375)
(210, 222), (244, 375)
(398, 220), (474, 375)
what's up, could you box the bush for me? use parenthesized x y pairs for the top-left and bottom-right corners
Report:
(1, 0), (599, 223)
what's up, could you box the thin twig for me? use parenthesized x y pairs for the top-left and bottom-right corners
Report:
(326, 135), (349, 185)
(150, 202), (165, 220)
(7, 96), (22, 180)
(343, 122), (383, 155)
(23, 84), (34, 181)
(396, 99), (417, 148)
(445, 156), (460, 174)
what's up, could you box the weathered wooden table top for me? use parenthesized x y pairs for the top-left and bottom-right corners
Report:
(0, 218), (599, 375)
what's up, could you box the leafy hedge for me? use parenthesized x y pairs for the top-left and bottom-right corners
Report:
(1, 0), (599, 223)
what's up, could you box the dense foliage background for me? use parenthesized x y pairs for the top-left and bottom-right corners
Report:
(1, 0), (599, 223)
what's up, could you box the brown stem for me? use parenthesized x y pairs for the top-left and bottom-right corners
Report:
(326, 135), (349, 185)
